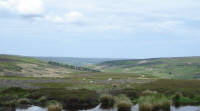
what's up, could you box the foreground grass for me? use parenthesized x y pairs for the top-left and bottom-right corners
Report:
(139, 94), (170, 111)
(47, 100), (62, 111)
(100, 94), (115, 108)
(116, 95), (133, 111)
(0, 76), (200, 110)
(0, 87), (99, 110)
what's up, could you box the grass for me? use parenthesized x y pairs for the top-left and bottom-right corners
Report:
(30, 88), (99, 109)
(100, 94), (115, 109)
(0, 62), (22, 72)
(17, 98), (30, 105)
(47, 100), (62, 111)
(141, 90), (157, 96)
(139, 94), (170, 111)
(172, 92), (200, 106)
(116, 95), (133, 111)
(0, 87), (99, 110)
(135, 79), (200, 97)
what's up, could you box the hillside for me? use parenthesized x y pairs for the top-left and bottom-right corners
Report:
(0, 54), (82, 77)
(92, 57), (200, 79)
(35, 57), (121, 66)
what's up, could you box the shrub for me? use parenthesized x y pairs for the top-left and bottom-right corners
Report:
(100, 94), (115, 109)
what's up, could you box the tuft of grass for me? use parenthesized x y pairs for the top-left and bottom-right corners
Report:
(139, 94), (170, 111)
(17, 98), (30, 105)
(100, 94), (115, 109)
(141, 90), (157, 96)
(47, 100), (62, 111)
(117, 101), (132, 111)
(172, 93), (200, 106)
(116, 95), (133, 111)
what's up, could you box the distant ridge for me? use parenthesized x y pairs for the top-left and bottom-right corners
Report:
(34, 56), (123, 66)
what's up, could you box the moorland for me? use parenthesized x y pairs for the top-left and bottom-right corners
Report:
(0, 54), (200, 111)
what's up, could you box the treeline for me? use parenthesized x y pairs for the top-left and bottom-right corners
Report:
(48, 61), (100, 72)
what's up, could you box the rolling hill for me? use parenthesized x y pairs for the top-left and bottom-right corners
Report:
(0, 54), (87, 77)
(34, 57), (121, 66)
(92, 57), (200, 79)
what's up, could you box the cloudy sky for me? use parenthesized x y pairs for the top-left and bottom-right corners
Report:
(0, 0), (200, 58)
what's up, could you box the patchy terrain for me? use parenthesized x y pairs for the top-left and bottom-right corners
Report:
(91, 57), (200, 79)
(0, 54), (78, 77)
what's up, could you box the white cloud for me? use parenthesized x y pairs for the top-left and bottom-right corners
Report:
(43, 11), (84, 24)
(54, 16), (64, 23)
(0, 0), (200, 37)
(140, 21), (184, 33)
(45, 15), (64, 23)
(0, 0), (44, 16)
(65, 11), (83, 23)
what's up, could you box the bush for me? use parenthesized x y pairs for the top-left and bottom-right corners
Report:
(100, 94), (115, 109)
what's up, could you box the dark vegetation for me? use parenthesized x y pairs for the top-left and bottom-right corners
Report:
(30, 88), (99, 109)
(1, 79), (200, 110)
(0, 87), (99, 110)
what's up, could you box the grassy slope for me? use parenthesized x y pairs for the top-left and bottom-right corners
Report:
(93, 57), (200, 79)
(0, 54), (78, 77)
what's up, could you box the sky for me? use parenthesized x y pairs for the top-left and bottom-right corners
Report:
(0, 0), (200, 58)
